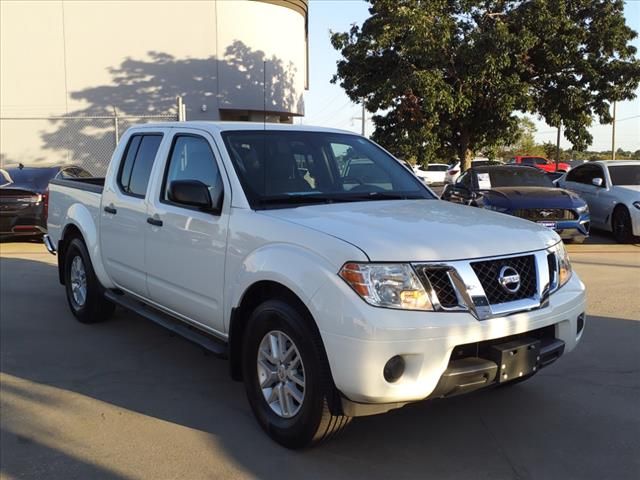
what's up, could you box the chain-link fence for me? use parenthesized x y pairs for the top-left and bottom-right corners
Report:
(0, 112), (178, 176)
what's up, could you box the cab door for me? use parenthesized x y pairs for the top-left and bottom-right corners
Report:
(100, 132), (164, 296)
(144, 130), (229, 335)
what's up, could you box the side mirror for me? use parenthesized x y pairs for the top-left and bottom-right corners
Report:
(591, 177), (604, 187)
(168, 180), (222, 213)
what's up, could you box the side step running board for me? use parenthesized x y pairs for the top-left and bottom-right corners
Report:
(104, 290), (228, 358)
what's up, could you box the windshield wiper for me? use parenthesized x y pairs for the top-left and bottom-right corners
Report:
(340, 192), (426, 201)
(256, 192), (428, 209)
(258, 195), (339, 207)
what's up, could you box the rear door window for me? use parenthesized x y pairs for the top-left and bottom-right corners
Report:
(118, 134), (163, 197)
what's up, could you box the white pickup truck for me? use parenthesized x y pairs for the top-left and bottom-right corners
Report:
(46, 122), (586, 449)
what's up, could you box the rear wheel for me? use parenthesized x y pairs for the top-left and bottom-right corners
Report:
(64, 237), (114, 323)
(242, 299), (350, 449)
(612, 206), (635, 244)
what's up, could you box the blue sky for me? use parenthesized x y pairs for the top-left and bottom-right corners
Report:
(302, 0), (640, 152)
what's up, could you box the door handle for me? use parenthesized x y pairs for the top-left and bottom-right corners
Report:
(104, 205), (117, 215)
(147, 217), (163, 227)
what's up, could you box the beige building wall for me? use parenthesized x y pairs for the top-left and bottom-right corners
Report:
(0, 0), (308, 173)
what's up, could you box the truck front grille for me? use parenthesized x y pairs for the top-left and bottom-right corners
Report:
(413, 250), (548, 320)
(470, 255), (537, 305)
(416, 267), (458, 308)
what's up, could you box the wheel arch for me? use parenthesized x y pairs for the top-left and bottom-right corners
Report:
(229, 280), (325, 382)
(57, 223), (83, 284)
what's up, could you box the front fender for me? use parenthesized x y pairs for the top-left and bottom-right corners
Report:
(225, 243), (358, 333)
(63, 204), (115, 289)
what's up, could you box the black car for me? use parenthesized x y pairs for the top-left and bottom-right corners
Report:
(0, 164), (92, 238)
(441, 165), (590, 242)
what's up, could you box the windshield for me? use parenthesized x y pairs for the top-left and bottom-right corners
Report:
(477, 168), (554, 189)
(608, 165), (640, 186)
(221, 131), (434, 208)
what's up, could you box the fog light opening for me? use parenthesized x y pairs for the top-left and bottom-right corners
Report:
(577, 313), (585, 336)
(383, 355), (406, 383)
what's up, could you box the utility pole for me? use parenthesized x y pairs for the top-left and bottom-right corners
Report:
(611, 101), (617, 160)
(352, 99), (366, 136)
(555, 124), (561, 169)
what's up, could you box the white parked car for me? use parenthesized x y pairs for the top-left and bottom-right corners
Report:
(444, 158), (500, 184)
(45, 123), (586, 448)
(558, 160), (640, 243)
(414, 163), (448, 185)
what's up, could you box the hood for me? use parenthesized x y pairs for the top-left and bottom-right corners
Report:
(483, 187), (585, 210)
(261, 200), (559, 262)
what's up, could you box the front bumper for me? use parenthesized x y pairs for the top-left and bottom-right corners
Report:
(312, 271), (586, 406)
(555, 213), (590, 241)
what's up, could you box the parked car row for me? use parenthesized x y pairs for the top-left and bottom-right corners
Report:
(441, 161), (640, 244)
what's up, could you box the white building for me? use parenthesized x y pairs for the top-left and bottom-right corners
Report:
(0, 0), (308, 173)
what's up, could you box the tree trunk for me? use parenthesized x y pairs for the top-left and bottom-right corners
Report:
(459, 132), (472, 171)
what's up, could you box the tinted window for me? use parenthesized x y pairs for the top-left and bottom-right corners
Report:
(118, 135), (142, 193)
(59, 167), (91, 179)
(427, 165), (448, 171)
(607, 165), (640, 186)
(118, 134), (162, 197)
(221, 131), (432, 208)
(566, 164), (603, 185)
(519, 157), (547, 165)
(476, 168), (553, 188)
(163, 135), (222, 205)
(457, 172), (472, 188)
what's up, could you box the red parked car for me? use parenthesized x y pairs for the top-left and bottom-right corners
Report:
(509, 156), (570, 173)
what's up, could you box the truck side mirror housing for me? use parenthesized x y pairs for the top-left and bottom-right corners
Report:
(591, 177), (604, 187)
(168, 180), (222, 213)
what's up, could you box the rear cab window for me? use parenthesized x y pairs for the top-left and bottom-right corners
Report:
(117, 134), (163, 197)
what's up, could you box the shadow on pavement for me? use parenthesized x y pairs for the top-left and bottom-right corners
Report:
(1, 257), (639, 480)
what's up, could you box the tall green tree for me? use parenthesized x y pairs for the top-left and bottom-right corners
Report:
(331, 0), (640, 170)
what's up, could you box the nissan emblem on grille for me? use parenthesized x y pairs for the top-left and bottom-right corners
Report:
(498, 266), (521, 293)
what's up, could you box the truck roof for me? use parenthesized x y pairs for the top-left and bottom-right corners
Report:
(127, 121), (355, 135)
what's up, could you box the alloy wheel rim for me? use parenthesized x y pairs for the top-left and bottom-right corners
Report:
(257, 330), (305, 418)
(70, 256), (87, 307)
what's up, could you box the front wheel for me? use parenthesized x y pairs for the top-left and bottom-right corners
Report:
(64, 237), (115, 323)
(612, 206), (635, 244)
(242, 299), (350, 449)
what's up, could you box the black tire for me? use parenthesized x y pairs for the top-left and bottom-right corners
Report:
(242, 299), (351, 449)
(612, 206), (635, 244)
(64, 237), (115, 323)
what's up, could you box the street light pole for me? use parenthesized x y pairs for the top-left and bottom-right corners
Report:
(611, 101), (617, 161)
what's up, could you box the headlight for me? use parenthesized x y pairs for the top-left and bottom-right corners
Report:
(550, 242), (572, 289)
(576, 204), (589, 214)
(339, 263), (433, 310)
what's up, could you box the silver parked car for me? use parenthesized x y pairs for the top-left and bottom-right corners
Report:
(558, 161), (640, 243)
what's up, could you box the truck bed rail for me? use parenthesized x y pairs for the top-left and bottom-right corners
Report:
(49, 177), (105, 194)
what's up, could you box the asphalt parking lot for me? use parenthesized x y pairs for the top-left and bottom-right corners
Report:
(1, 233), (639, 480)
